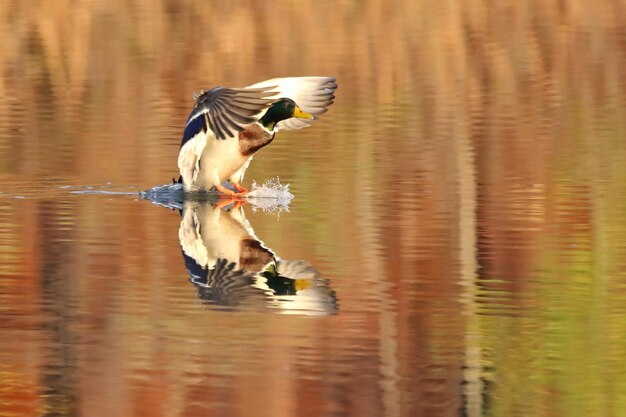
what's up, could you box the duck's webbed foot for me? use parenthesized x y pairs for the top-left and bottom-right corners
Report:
(231, 181), (249, 193)
(215, 184), (248, 197)
(215, 197), (247, 210)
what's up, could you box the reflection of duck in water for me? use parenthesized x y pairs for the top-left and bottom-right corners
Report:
(178, 200), (338, 315)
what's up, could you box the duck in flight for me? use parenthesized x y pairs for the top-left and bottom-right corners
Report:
(178, 77), (337, 195)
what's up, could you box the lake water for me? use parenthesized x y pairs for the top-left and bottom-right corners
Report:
(1, 1), (625, 416)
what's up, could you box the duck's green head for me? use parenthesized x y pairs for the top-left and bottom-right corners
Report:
(259, 98), (314, 131)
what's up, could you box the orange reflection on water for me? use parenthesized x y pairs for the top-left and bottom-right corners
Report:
(0, 1), (625, 416)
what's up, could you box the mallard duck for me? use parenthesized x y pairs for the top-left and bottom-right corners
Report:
(179, 200), (338, 314)
(177, 77), (337, 195)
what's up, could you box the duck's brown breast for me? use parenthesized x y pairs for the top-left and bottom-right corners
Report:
(238, 124), (275, 157)
(239, 238), (275, 271)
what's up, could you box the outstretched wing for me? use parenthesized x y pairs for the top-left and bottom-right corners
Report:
(190, 258), (263, 307)
(183, 86), (277, 142)
(246, 77), (337, 131)
(178, 86), (277, 187)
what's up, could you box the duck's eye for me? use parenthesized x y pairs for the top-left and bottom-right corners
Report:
(283, 102), (288, 107)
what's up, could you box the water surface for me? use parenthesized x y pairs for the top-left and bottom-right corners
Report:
(1, 1), (625, 416)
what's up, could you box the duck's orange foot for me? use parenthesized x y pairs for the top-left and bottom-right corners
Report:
(215, 197), (247, 210)
(231, 181), (249, 193)
(215, 184), (248, 197)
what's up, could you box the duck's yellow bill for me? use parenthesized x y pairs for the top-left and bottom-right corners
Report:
(293, 106), (314, 119)
(294, 279), (312, 291)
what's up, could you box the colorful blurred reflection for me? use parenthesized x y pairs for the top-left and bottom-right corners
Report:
(0, 1), (625, 416)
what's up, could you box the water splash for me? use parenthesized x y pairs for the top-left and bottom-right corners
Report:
(138, 183), (186, 209)
(247, 177), (294, 213)
(139, 178), (293, 212)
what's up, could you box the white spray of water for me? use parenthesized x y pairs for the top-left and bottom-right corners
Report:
(139, 178), (294, 213)
(246, 177), (294, 213)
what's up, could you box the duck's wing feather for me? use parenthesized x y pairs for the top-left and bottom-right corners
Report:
(182, 86), (277, 143)
(178, 86), (277, 187)
(246, 77), (337, 131)
(178, 204), (209, 268)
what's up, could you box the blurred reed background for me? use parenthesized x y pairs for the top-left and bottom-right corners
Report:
(0, 0), (624, 186)
(0, 1), (625, 416)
